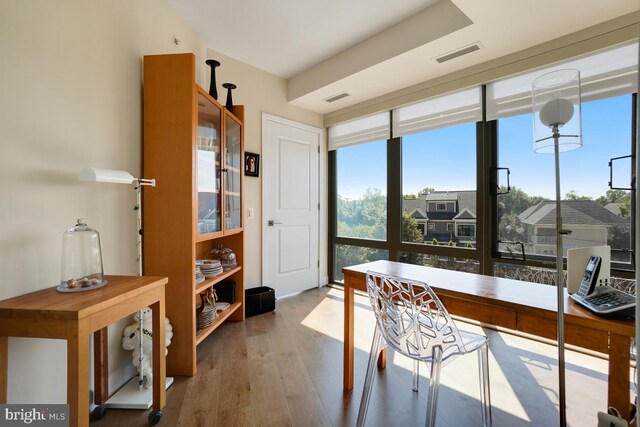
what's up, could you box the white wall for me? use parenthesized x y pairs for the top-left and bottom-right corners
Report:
(205, 49), (325, 288)
(0, 0), (323, 404)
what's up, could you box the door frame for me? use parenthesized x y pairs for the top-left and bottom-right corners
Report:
(261, 113), (323, 291)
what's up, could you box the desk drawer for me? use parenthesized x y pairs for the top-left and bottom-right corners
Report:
(439, 295), (517, 329)
(517, 314), (609, 353)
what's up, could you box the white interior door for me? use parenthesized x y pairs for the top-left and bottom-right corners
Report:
(262, 114), (320, 297)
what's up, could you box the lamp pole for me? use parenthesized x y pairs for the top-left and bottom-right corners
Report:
(552, 125), (568, 427)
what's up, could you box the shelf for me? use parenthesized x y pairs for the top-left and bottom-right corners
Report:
(195, 302), (241, 345)
(195, 229), (225, 242)
(194, 266), (242, 294)
(226, 192), (241, 196)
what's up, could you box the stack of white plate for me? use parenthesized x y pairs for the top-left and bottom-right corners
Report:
(197, 259), (223, 278)
(197, 304), (216, 329)
(195, 266), (205, 285)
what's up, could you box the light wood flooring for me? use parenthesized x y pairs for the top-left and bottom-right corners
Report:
(95, 286), (626, 426)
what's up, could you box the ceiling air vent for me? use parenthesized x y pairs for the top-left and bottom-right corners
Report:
(324, 92), (350, 103)
(435, 43), (480, 63)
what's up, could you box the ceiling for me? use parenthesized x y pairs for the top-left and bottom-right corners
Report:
(169, 0), (639, 115)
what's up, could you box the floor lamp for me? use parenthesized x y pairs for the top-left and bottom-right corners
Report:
(79, 167), (172, 415)
(532, 69), (582, 427)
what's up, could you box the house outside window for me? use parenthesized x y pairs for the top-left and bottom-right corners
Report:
(436, 203), (446, 211)
(447, 223), (454, 232)
(428, 223), (435, 231)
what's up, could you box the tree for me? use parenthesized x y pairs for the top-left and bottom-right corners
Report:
(596, 189), (630, 219)
(499, 212), (525, 242)
(497, 186), (544, 216)
(564, 190), (591, 200)
(607, 224), (631, 250)
(401, 211), (423, 243)
(497, 186), (543, 245)
(419, 187), (435, 195)
(336, 188), (387, 240)
(400, 212), (424, 264)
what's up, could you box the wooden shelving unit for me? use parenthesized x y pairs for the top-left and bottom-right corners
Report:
(142, 53), (245, 377)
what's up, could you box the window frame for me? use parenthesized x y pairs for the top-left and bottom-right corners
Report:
(328, 86), (637, 284)
(488, 93), (637, 277)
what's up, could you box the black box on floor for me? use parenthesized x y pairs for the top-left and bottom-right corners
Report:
(245, 286), (275, 317)
(216, 280), (235, 304)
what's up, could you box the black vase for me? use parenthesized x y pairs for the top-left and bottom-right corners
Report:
(205, 59), (220, 100)
(222, 83), (236, 112)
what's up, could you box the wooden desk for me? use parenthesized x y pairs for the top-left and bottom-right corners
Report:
(0, 275), (168, 427)
(343, 260), (635, 419)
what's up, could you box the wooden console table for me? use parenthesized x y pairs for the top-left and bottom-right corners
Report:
(0, 275), (168, 427)
(343, 260), (635, 420)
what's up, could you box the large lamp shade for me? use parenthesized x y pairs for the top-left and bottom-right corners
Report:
(532, 69), (582, 153)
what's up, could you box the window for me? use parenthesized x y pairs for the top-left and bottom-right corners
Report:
(401, 122), (477, 247)
(329, 113), (391, 282)
(489, 42), (637, 269)
(328, 43), (638, 284)
(495, 95), (633, 266)
(336, 140), (387, 240)
(457, 224), (475, 237)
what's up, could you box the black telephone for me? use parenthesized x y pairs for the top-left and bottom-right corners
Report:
(575, 255), (601, 298)
(571, 254), (635, 318)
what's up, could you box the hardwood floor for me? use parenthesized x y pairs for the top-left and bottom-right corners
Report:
(95, 286), (622, 426)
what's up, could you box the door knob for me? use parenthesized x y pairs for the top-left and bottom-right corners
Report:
(268, 220), (282, 226)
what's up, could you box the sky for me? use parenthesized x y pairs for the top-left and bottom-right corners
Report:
(336, 94), (633, 201)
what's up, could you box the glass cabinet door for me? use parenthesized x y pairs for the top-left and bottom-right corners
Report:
(196, 92), (222, 236)
(224, 113), (242, 231)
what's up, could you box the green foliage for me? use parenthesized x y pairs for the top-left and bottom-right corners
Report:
(337, 188), (387, 240)
(419, 187), (435, 195)
(404, 194), (417, 200)
(596, 190), (630, 219)
(497, 186), (543, 243)
(607, 224), (631, 250)
(497, 186), (544, 214)
(401, 211), (423, 243)
(564, 190), (591, 200)
(400, 211), (424, 264)
(499, 212), (526, 242)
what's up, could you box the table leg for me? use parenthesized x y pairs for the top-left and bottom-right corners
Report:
(608, 333), (631, 421)
(344, 283), (354, 391)
(0, 336), (7, 403)
(150, 299), (166, 410)
(93, 328), (108, 404)
(68, 324), (90, 427)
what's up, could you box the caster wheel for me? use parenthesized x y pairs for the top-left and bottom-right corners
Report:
(148, 410), (162, 424)
(90, 405), (107, 421)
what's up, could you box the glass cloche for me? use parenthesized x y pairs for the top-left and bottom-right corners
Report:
(210, 244), (237, 271)
(58, 219), (107, 292)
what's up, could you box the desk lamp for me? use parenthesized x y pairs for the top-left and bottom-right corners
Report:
(532, 69), (582, 427)
(79, 168), (171, 416)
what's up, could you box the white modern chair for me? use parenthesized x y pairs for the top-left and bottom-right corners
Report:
(356, 271), (492, 427)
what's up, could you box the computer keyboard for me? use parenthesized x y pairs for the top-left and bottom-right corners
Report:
(571, 286), (635, 318)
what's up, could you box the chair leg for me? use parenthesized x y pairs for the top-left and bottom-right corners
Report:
(356, 326), (383, 427)
(413, 359), (419, 392)
(425, 346), (443, 427)
(478, 343), (492, 427)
